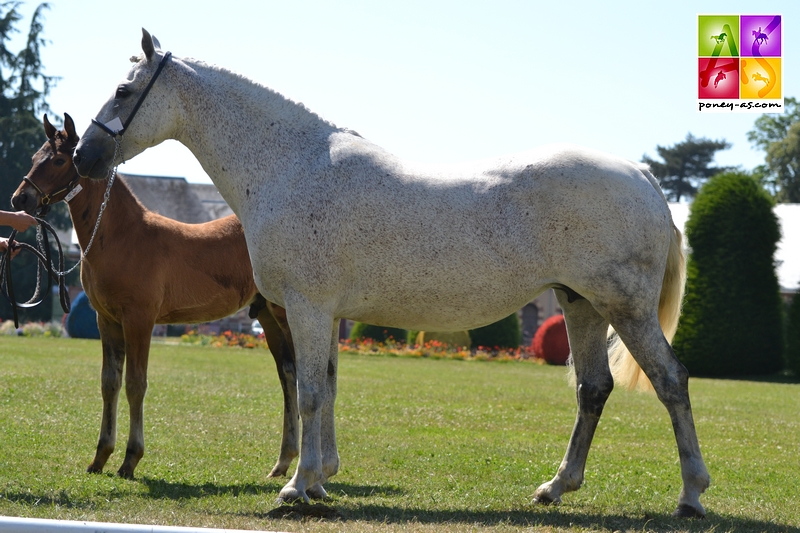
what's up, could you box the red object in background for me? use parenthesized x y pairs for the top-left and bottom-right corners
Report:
(531, 314), (570, 365)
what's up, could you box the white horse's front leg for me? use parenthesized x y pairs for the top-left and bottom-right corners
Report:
(533, 295), (612, 505)
(277, 298), (337, 503)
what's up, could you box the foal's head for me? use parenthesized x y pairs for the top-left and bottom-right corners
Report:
(12, 113), (81, 215)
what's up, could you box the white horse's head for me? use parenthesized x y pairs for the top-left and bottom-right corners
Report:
(75, 29), (180, 179)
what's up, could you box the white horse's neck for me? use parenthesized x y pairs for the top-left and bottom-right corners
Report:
(172, 57), (340, 216)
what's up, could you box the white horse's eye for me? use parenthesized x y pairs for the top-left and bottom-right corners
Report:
(115, 86), (131, 99)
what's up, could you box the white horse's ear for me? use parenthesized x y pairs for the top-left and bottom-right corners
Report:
(152, 35), (162, 50)
(141, 28), (156, 61)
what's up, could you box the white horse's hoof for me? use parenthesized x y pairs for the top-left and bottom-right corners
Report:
(276, 486), (309, 504)
(306, 483), (329, 500)
(532, 483), (562, 505)
(673, 503), (706, 518)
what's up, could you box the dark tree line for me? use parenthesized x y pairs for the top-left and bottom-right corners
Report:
(0, 2), (72, 323)
(642, 133), (731, 202)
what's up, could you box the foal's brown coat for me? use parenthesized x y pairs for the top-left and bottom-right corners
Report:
(13, 114), (299, 479)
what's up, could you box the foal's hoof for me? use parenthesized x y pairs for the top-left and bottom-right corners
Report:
(672, 503), (706, 519)
(116, 467), (135, 480)
(86, 464), (103, 474)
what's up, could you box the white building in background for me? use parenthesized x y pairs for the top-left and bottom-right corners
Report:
(669, 203), (800, 298)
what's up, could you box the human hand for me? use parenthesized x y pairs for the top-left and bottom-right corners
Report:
(6, 211), (37, 232)
(0, 238), (21, 258)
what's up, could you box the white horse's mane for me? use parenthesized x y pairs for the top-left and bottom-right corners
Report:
(182, 55), (346, 134)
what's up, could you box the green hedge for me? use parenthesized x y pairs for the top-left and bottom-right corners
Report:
(672, 172), (783, 376)
(348, 322), (407, 343)
(786, 289), (800, 377)
(468, 312), (521, 350)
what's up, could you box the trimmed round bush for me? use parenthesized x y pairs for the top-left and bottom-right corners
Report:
(468, 313), (521, 350)
(348, 322), (406, 343)
(532, 314), (570, 365)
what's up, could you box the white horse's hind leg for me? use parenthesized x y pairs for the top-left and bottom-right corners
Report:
(609, 313), (710, 518)
(307, 319), (341, 500)
(277, 296), (337, 503)
(533, 293), (612, 505)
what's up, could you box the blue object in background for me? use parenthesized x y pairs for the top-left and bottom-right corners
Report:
(65, 291), (100, 339)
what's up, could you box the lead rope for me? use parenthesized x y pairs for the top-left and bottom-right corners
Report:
(1, 218), (69, 328)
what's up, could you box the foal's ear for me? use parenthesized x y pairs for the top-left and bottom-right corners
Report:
(43, 114), (56, 140)
(63, 113), (79, 144)
(141, 28), (156, 61)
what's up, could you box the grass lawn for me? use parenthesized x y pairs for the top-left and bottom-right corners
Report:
(1, 336), (798, 532)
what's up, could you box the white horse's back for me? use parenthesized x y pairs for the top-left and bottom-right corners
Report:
(254, 137), (671, 331)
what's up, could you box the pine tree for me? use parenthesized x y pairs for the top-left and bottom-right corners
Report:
(0, 2), (67, 323)
(642, 133), (731, 202)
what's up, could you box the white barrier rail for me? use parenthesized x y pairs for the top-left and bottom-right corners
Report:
(0, 516), (289, 533)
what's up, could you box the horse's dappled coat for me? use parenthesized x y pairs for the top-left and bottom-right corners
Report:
(73, 29), (710, 517)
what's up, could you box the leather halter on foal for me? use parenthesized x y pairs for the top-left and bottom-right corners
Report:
(22, 172), (80, 207)
(92, 51), (172, 138)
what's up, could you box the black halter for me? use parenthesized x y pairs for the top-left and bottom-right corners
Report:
(92, 51), (172, 137)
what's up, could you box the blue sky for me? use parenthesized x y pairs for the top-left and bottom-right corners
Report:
(10, 0), (798, 184)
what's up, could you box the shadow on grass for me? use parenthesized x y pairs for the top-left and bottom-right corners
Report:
(256, 502), (800, 533)
(1, 478), (406, 509)
(5, 484), (796, 532)
(136, 477), (404, 501)
(137, 476), (281, 500)
(700, 370), (799, 385)
(1, 490), (90, 510)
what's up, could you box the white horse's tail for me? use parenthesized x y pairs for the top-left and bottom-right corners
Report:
(608, 168), (686, 392)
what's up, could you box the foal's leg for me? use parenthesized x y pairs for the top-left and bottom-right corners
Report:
(87, 315), (126, 473)
(276, 297), (337, 503)
(259, 304), (299, 478)
(609, 314), (710, 518)
(117, 317), (156, 479)
(307, 318), (340, 500)
(533, 293), (613, 505)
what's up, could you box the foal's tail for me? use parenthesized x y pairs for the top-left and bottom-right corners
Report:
(608, 169), (686, 392)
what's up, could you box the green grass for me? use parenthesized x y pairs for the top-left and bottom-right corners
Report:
(1, 336), (799, 532)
